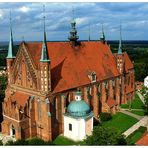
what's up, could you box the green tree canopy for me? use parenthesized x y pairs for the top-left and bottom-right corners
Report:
(84, 126), (126, 145)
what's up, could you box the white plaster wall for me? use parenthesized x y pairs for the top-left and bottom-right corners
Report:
(64, 116), (86, 141)
(144, 76), (148, 88)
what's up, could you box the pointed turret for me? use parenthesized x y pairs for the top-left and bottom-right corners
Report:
(40, 5), (50, 62)
(88, 24), (90, 41)
(118, 23), (122, 54)
(68, 8), (79, 46)
(7, 11), (15, 59)
(68, 20), (79, 43)
(40, 5), (51, 93)
(100, 24), (105, 43)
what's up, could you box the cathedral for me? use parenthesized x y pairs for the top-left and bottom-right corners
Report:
(1, 11), (135, 141)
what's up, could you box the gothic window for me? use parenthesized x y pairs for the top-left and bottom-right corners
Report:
(87, 86), (92, 99)
(53, 97), (56, 111)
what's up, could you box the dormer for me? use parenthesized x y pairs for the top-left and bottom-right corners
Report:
(88, 71), (97, 83)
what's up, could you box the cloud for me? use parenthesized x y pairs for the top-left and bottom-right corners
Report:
(18, 6), (30, 13)
(0, 2), (148, 41)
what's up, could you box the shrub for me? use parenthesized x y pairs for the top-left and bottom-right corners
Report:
(13, 139), (28, 145)
(100, 112), (112, 122)
(27, 137), (47, 145)
(138, 126), (147, 133)
(0, 140), (3, 145)
(116, 135), (127, 145)
(5, 140), (14, 145)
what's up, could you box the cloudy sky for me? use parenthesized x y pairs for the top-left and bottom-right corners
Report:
(0, 2), (148, 41)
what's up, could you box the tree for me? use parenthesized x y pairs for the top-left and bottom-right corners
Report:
(84, 126), (126, 145)
(144, 91), (148, 115)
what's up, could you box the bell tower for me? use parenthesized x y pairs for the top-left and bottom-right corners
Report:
(40, 5), (51, 93)
(116, 23), (125, 74)
(100, 24), (105, 43)
(7, 11), (16, 84)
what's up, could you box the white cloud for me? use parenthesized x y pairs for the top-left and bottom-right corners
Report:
(75, 17), (89, 26)
(18, 6), (30, 13)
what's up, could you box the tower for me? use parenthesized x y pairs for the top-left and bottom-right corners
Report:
(40, 5), (51, 93)
(116, 23), (125, 74)
(68, 9), (79, 46)
(7, 11), (16, 84)
(100, 24), (105, 43)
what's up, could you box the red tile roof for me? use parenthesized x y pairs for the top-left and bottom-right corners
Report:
(11, 92), (29, 107)
(106, 98), (117, 108)
(136, 132), (148, 146)
(123, 52), (134, 72)
(24, 41), (120, 93)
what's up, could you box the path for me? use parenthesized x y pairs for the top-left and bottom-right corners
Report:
(137, 92), (145, 105)
(119, 109), (143, 120)
(122, 116), (148, 138)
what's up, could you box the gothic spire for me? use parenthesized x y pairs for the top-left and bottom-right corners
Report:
(68, 8), (79, 43)
(100, 23), (105, 42)
(118, 23), (122, 54)
(40, 5), (50, 62)
(7, 10), (15, 59)
(88, 24), (90, 41)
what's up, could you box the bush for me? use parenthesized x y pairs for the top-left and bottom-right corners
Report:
(100, 112), (112, 122)
(138, 126), (147, 133)
(0, 140), (3, 145)
(27, 137), (47, 145)
(116, 135), (127, 145)
(13, 139), (28, 145)
(5, 140), (14, 145)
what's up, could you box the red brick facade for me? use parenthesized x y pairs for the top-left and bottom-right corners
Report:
(1, 41), (135, 141)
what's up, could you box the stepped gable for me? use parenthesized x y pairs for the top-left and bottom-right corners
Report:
(24, 41), (120, 93)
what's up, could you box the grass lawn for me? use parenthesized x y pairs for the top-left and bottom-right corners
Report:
(126, 126), (147, 145)
(53, 135), (85, 145)
(121, 94), (145, 109)
(130, 110), (145, 116)
(102, 112), (138, 134)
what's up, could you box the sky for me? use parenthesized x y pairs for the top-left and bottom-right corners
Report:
(0, 2), (148, 41)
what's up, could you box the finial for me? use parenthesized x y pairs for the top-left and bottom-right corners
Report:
(72, 6), (74, 20)
(7, 10), (15, 59)
(118, 21), (122, 54)
(100, 23), (105, 42)
(40, 4), (50, 62)
(88, 24), (90, 41)
(43, 4), (45, 33)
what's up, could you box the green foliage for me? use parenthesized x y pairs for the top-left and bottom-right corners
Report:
(5, 140), (14, 145)
(0, 140), (3, 145)
(84, 126), (126, 145)
(126, 126), (147, 145)
(121, 94), (145, 110)
(4, 137), (53, 146)
(13, 139), (28, 145)
(116, 135), (127, 145)
(144, 92), (148, 115)
(27, 137), (48, 145)
(0, 76), (7, 102)
(100, 112), (112, 122)
(53, 135), (84, 145)
(102, 112), (138, 134)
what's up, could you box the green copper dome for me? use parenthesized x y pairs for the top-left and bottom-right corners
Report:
(67, 100), (91, 117)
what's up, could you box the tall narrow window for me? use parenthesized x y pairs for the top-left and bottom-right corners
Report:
(69, 123), (72, 131)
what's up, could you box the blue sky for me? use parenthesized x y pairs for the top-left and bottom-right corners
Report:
(0, 2), (148, 41)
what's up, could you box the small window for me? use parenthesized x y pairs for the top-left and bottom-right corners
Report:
(69, 123), (72, 131)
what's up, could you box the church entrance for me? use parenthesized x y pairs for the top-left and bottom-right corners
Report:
(10, 124), (15, 137)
